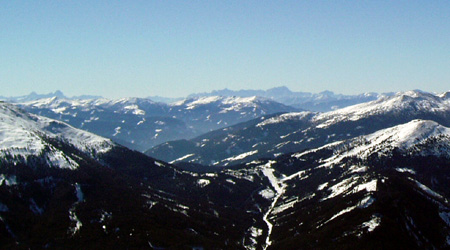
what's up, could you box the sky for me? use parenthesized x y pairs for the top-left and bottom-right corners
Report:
(1, 1), (449, 99)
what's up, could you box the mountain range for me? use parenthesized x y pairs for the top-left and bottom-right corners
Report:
(16, 96), (297, 151)
(0, 101), (273, 249)
(1, 88), (450, 249)
(189, 86), (392, 112)
(148, 90), (450, 166)
(3, 86), (393, 112)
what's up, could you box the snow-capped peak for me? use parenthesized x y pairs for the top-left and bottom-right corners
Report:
(170, 95), (267, 106)
(320, 120), (450, 165)
(366, 119), (450, 149)
(306, 119), (450, 170)
(169, 95), (277, 112)
(314, 90), (450, 128)
(0, 102), (114, 169)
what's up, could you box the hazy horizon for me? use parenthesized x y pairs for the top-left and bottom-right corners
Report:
(3, 86), (450, 101)
(2, 1), (449, 99)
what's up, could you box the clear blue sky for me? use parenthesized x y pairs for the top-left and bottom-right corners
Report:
(1, 1), (449, 98)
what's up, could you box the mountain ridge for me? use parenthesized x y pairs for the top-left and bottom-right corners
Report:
(16, 95), (297, 151)
(2, 96), (450, 248)
(147, 90), (450, 166)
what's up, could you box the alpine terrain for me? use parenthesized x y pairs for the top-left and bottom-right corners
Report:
(148, 90), (450, 166)
(1, 89), (450, 249)
(17, 95), (297, 151)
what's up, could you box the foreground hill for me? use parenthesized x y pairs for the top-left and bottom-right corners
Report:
(245, 119), (450, 249)
(17, 96), (297, 151)
(0, 102), (271, 249)
(147, 90), (450, 166)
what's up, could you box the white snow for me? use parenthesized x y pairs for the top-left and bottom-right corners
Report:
(313, 91), (450, 128)
(261, 162), (284, 194)
(324, 177), (359, 200)
(154, 161), (165, 167)
(361, 215), (381, 232)
(260, 161), (286, 250)
(320, 196), (376, 228)
(0, 174), (17, 186)
(259, 188), (276, 199)
(349, 165), (368, 174)
(184, 96), (222, 109)
(197, 179), (210, 188)
(68, 208), (82, 236)
(222, 150), (258, 162)
(245, 226), (263, 250)
(322, 205), (357, 226)
(113, 126), (121, 136)
(366, 119), (450, 150)
(250, 226), (263, 238)
(396, 167), (416, 175)
(313, 120), (450, 170)
(170, 153), (195, 163)
(225, 179), (236, 185)
(271, 198), (299, 215)
(0, 102), (113, 169)
(354, 179), (377, 193)
(323, 177), (376, 201)
(358, 195), (376, 208)
(317, 182), (328, 191)
(123, 105), (145, 115)
(256, 112), (313, 127)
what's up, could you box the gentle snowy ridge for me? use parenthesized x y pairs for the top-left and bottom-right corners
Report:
(0, 102), (114, 168)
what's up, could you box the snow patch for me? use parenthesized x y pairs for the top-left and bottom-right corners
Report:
(197, 179), (210, 188)
(68, 208), (82, 236)
(223, 150), (258, 162)
(0, 174), (17, 186)
(256, 112), (313, 127)
(354, 179), (377, 193)
(317, 182), (328, 191)
(170, 153), (195, 163)
(259, 188), (276, 199)
(349, 165), (368, 173)
(225, 179), (235, 185)
(396, 167), (416, 175)
(361, 214), (381, 232)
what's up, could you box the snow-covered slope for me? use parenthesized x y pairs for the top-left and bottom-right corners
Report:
(148, 90), (450, 166)
(239, 119), (450, 249)
(296, 119), (450, 169)
(0, 102), (114, 169)
(172, 95), (279, 112)
(0, 102), (272, 249)
(314, 90), (450, 128)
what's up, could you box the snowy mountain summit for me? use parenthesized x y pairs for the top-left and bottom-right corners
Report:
(366, 119), (450, 152)
(314, 90), (450, 128)
(0, 102), (114, 169)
